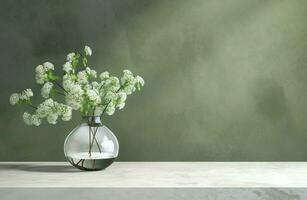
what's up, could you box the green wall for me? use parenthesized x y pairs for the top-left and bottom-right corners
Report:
(1, 0), (307, 161)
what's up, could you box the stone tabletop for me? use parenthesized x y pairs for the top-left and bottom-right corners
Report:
(0, 162), (307, 188)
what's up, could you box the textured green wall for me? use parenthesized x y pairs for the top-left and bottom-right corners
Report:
(1, 0), (307, 161)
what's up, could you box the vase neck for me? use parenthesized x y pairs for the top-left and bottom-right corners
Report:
(82, 116), (102, 126)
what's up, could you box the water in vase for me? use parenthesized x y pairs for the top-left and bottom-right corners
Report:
(67, 152), (116, 171)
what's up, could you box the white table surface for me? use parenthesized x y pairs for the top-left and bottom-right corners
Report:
(0, 162), (307, 188)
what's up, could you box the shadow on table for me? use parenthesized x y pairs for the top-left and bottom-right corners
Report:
(0, 163), (84, 173)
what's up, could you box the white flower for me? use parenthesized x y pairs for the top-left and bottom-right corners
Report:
(47, 113), (58, 124)
(41, 82), (53, 98)
(55, 103), (72, 121)
(9, 93), (19, 105)
(99, 71), (109, 80)
(111, 77), (120, 89)
(121, 70), (137, 95)
(31, 114), (42, 126)
(115, 92), (127, 110)
(86, 67), (97, 78)
(118, 92), (127, 102)
(65, 84), (84, 110)
(35, 65), (46, 84)
(94, 106), (104, 116)
(61, 106), (72, 121)
(92, 81), (100, 89)
(83, 83), (92, 91)
(117, 103), (125, 110)
(36, 98), (54, 118)
(43, 62), (54, 70)
(35, 98), (73, 124)
(66, 53), (75, 62)
(23, 112), (32, 125)
(24, 89), (33, 98)
(65, 96), (82, 110)
(86, 89), (101, 105)
(32, 99), (73, 125)
(35, 63), (53, 85)
(102, 77), (120, 93)
(10, 89), (33, 106)
(63, 74), (75, 91)
(19, 89), (34, 101)
(35, 64), (45, 74)
(84, 46), (92, 56)
(123, 69), (133, 75)
(105, 102), (115, 115)
(63, 62), (72, 73)
(121, 71), (137, 95)
(10, 47), (145, 125)
(136, 75), (145, 86)
(105, 91), (117, 102)
(135, 75), (145, 91)
(77, 70), (88, 84)
(23, 112), (41, 126)
(69, 83), (83, 96)
(123, 85), (136, 95)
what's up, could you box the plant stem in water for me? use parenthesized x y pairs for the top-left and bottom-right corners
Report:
(89, 126), (91, 157)
(88, 126), (102, 154)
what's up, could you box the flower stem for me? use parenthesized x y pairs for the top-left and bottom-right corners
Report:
(53, 80), (68, 94)
(28, 104), (38, 109)
(88, 126), (102, 155)
(55, 90), (65, 96)
(99, 87), (122, 118)
(99, 100), (112, 118)
(89, 126), (91, 157)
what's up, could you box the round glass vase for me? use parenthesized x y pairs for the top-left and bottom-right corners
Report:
(64, 116), (119, 171)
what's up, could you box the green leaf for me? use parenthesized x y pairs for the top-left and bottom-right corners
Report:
(49, 89), (56, 97)
(71, 74), (77, 81)
(47, 71), (59, 81)
(72, 53), (81, 68)
(72, 59), (79, 68)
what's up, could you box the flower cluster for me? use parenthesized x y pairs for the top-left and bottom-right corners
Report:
(9, 45), (144, 126)
(22, 99), (72, 126)
(41, 82), (53, 98)
(92, 69), (144, 116)
(9, 89), (33, 105)
(35, 62), (55, 84)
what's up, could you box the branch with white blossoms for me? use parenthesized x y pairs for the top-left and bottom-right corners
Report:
(10, 89), (35, 108)
(9, 45), (145, 126)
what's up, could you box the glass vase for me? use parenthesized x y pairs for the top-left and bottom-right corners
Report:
(64, 116), (119, 171)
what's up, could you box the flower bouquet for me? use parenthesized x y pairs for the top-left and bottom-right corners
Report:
(9, 46), (144, 170)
